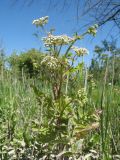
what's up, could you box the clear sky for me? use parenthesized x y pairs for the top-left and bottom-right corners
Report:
(0, 0), (119, 65)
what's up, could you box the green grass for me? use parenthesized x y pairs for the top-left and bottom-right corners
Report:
(0, 70), (120, 159)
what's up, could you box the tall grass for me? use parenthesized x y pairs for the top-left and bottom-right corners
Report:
(0, 67), (120, 159)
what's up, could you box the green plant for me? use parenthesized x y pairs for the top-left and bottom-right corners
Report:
(28, 16), (100, 159)
(8, 49), (44, 78)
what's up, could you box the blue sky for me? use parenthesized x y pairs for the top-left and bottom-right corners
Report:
(0, 0), (119, 65)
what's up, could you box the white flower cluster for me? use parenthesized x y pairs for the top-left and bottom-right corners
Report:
(41, 55), (60, 70)
(72, 46), (89, 56)
(32, 16), (49, 27)
(42, 33), (73, 46)
(87, 24), (98, 36)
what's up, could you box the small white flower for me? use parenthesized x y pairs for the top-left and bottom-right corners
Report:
(41, 55), (60, 70)
(42, 34), (73, 46)
(32, 16), (49, 27)
(72, 46), (89, 56)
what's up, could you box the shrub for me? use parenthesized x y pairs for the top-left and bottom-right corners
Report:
(8, 49), (44, 78)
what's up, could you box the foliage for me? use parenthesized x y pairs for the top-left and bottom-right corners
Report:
(89, 40), (120, 85)
(8, 49), (44, 78)
(0, 47), (5, 72)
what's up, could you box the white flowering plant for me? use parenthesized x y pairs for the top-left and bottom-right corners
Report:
(0, 16), (100, 160)
(32, 16), (98, 91)
(30, 16), (100, 159)
(32, 16), (49, 27)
